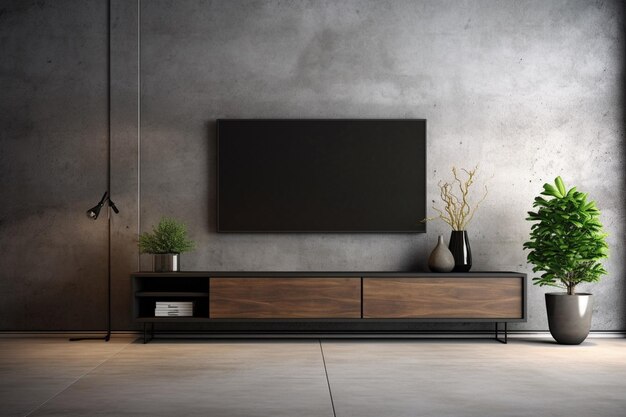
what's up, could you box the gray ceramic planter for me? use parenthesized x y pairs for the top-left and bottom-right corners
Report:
(545, 293), (593, 345)
(153, 253), (180, 272)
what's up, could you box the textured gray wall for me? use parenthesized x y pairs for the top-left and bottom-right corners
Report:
(0, 0), (110, 330)
(1, 0), (624, 331)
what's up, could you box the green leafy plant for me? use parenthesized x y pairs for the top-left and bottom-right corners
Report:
(138, 217), (195, 254)
(523, 177), (608, 294)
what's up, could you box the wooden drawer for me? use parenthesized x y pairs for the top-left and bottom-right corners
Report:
(363, 277), (523, 319)
(210, 278), (361, 318)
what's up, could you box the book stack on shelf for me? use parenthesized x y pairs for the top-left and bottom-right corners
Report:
(155, 301), (193, 317)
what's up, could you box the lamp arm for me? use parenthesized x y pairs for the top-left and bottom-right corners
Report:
(108, 198), (119, 214)
(98, 191), (109, 205)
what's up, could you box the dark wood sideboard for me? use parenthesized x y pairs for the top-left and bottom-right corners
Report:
(131, 271), (526, 343)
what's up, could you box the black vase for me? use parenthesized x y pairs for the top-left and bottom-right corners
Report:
(448, 231), (472, 272)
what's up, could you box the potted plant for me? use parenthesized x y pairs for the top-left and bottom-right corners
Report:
(523, 177), (608, 344)
(138, 217), (195, 272)
(427, 166), (488, 271)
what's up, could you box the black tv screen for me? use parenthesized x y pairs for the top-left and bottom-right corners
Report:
(217, 119), (426, 232)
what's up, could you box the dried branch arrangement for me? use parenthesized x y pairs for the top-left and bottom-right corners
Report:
(427, 166), (488, 231)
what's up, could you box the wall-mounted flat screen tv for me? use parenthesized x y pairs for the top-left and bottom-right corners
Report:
(217, 119), (426, 232)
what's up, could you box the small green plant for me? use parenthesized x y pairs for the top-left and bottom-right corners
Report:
(138, 217), (195, 254)
(523, 177), (608, 295)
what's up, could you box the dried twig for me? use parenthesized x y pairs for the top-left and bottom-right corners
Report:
(423, 166), (488, 230)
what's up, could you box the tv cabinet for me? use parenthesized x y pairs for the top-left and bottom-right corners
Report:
(131, 271), (526, 343)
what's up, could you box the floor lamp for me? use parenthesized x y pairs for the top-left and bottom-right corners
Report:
(70, 0), (118, 342)
(70, 192), (119, 342)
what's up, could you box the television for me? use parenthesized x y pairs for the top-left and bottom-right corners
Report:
(217, 119), (426, 232)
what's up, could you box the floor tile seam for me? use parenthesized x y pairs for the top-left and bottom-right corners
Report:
(319, 340), (337, 417)
(22, 338), (136, 417)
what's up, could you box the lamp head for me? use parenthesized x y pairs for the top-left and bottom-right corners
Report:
(86, 203), (103, 220)
(86, 192), (109, 220)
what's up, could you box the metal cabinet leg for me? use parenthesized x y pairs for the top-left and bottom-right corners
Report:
(143, 322), (154, 344)
(495, 322), (508, 344)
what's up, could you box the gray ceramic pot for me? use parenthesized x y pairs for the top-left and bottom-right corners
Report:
(153, 253), (180, 272)
(545, 293), (593, 345)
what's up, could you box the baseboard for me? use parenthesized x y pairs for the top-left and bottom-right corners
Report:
(134, 331), (626, 339)
(0, 331), (138, 338)
(1, 330), (624, 339)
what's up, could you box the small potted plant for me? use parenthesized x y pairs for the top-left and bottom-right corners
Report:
(523, 177), (608, 344)
(138, 217), (195, 272)
(426, 166), (488, 271)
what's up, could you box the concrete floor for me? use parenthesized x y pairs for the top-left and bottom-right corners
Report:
(0, 337), (625, 417)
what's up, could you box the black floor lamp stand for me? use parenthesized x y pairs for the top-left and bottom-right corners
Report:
(70, 1), (118, 342)
(70, 192), (119, 342)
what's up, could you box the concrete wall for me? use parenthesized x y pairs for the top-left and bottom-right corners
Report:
(1, 0), (624, 331)
(0, 0), (110, 330)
